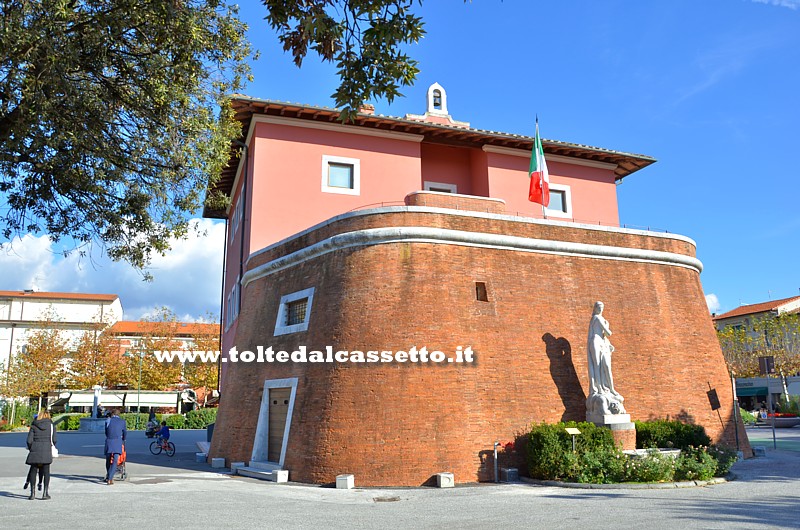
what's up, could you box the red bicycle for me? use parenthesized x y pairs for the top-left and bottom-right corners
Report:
(149, 436), (175, 457)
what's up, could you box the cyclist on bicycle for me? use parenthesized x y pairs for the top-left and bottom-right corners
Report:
(155, 421), (170, 443)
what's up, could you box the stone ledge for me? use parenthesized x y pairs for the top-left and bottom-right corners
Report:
(520, 475), (728, 489)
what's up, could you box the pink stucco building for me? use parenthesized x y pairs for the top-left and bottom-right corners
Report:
(205, 84), (656, 360)
(203, 85), (746, 485)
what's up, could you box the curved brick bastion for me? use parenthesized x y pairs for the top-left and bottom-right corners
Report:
(209, 194), (749, 486)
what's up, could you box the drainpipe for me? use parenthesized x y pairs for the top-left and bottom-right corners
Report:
(217, 217), (227, 394)
(233, 139), (248, 317)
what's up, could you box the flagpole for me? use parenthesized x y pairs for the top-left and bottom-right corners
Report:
(537, 116), (545, 219)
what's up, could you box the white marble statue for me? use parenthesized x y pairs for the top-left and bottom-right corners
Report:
(586, 301), (626, 418)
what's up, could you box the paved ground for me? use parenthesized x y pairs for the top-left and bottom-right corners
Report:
(1, 427), (800, 529)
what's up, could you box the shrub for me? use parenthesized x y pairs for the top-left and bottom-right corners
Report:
(163, 414), (186, 429)
(528, 421), (618, 483)
(635, 420), (711, 450)
(575, 444), (626, 484)
(120, 413), (150, 430)
(739, 408), (756, 425)
(709, 445), (738, 476)
(13, 403), (37, 427)
(675, 446), (718, 481)
(185, 408), (217, 429)
(56, 413), (88, 430)
(624, 449), (675, 483)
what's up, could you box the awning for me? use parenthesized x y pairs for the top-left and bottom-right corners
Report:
(736, 386), (769, 397)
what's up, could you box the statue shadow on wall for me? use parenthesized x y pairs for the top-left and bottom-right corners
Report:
(542, 333), (586, 422)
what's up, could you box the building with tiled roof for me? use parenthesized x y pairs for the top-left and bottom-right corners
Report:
(205, 84), (746, 486)
(0, 290), (123, 369)
(713, 295), (800, 331)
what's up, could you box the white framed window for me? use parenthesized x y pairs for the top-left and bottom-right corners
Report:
(545, 183), (572, 219)
(274, 287), (315, 336)
(423, 181), (457, 193)
(321, 155), (360, 195)
(225, 278), (241, 331)
(228, 197), (243, 244)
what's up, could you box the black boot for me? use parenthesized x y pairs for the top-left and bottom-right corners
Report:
(41, 488), (51, 500)
(23, 481), (29, 490)
(28, 489), (35, 500)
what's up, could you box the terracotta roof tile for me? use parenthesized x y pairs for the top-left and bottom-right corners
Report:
(107, 320), (218, 336)
(713, 295), (800, 321)
(0, 290), (118, 302)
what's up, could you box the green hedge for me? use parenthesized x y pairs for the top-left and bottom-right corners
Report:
(739, 408), (756, 425)
(185, 408), (217, 429)
(528, 421), (621, 483)
(528, 420), (734, 484)
(163, 414), (186, 429)
(56, 413), (89, 430)
(635, 419), (711, 449)
(120, 413), (150, 430)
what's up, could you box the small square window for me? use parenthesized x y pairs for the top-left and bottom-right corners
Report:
(545, 183), (572, 219)
(274, 287), (315, 336)
(322, 155), (360, 195)
(549, 190), (566, 213)
(285, 298), (308, 326)
(327, 163), (354, 189)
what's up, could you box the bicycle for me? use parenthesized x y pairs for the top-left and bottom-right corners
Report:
(149, 436), (176, 457)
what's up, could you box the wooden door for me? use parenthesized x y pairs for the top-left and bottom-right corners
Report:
(268, 388), (291, 462)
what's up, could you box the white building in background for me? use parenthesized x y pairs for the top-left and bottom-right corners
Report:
(0, 290), (123, 369)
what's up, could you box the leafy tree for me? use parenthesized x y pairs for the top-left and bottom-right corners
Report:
(67, 327), (128, 389)
(122, 307), (184, 391)
(183, 315), (220, 404)
(2, 0), (438, 269)
(263, 0), (426, 121)
(3, 310), (69, 411)
(717, 325), (757, 377)
(0, 0), (252, 269)
(717, 314), (800, 378)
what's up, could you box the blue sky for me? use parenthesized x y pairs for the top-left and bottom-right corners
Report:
(1, 0), (798, 319)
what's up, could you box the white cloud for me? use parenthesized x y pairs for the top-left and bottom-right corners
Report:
(705, 293), (721, 314)
(751, 0), (800, 9)
(0, 219), (224, 322)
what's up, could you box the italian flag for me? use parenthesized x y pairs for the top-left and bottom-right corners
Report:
(528, 120), (550, 207)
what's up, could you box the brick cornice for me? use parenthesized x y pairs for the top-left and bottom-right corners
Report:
(243, 226), (702, 288)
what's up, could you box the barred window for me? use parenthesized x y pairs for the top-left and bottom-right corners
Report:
(274, 287), (315, 336)
(286, 298), (308, 326)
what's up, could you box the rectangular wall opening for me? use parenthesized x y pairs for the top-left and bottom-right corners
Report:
(475, 282), (488, 302)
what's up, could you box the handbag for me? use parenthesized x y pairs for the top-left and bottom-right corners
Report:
(51, 424), (59, 458)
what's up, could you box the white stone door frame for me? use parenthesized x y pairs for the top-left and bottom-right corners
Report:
(251, 377), (298, 469)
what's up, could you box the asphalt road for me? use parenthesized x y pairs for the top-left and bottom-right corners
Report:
(0, 427), (799, 529)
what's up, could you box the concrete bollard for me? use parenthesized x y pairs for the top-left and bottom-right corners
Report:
(436, 472), (454, 488)
(336, 474), (355, 489)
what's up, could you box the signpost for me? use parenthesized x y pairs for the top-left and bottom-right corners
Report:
(759, 356), (777, 450)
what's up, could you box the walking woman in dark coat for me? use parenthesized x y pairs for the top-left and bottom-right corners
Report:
(25, 409), (56, 500)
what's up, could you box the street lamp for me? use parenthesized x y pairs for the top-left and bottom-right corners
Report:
(123, 348), (146, 430)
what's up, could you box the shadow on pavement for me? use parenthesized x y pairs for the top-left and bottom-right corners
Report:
(0, 491), (32, 500)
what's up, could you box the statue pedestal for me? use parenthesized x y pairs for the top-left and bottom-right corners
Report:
(79, 417), (107, 433)
(587, 413), (630, 425)
(587, 414), (636, 451)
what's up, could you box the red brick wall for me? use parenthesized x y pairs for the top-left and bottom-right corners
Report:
(210, 201), (748, 486)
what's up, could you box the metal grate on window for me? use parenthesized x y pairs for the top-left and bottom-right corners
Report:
(286, 298), (308, 326)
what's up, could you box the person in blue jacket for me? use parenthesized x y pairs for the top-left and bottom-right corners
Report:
(104, 409), (126, 485)
(155, 421), (170, 441)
